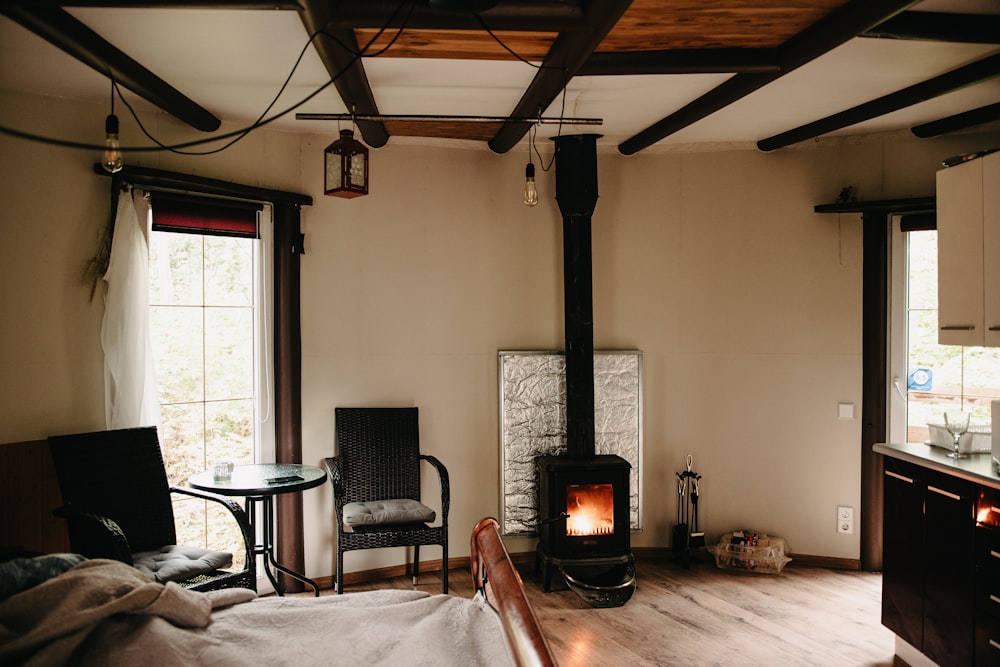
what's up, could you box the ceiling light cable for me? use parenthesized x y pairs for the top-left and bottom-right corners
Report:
(0, 1), (414, 156)
(102, 78), (123, 173)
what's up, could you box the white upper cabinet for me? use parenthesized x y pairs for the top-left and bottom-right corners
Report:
(937, 150), (1000, 347)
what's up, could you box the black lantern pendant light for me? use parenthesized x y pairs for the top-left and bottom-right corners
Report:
(324, 128), (368, 198)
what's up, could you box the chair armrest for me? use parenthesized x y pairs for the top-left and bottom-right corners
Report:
(52, 505), (133, 564)
(420, 454), (450, 522)
(171, 486), (256, 574)
(322, 457), (345, 501)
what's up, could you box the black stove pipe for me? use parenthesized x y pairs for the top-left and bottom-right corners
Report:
(553, 134), (600, 459)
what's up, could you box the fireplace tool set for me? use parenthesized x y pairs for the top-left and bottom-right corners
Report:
(673, 454), (705, 567)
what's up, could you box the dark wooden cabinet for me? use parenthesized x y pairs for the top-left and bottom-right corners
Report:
(882, 457), (976, 667)
(976, 486), (1000, 666)
(882, 458), (925, 650)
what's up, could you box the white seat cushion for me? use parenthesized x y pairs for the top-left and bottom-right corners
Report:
(132, 545), (233, 583)
(343, 499), (436, 527)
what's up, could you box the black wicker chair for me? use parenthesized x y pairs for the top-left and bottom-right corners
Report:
(325, 407), (449, 594)
(47, 426), (256, 592)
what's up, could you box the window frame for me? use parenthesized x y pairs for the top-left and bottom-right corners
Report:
(146, 193), (276, 467)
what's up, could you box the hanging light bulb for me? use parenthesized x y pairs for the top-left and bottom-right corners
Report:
(102, 81), (123, 173)
(524, 161), (538, 207)
(102, 112), (124, 173)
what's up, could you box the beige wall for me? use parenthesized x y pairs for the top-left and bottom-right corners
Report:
(2, 89), (998, 579)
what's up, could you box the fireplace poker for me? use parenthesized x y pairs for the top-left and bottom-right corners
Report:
(689, 475), (705, 550)
(674, 455), (707, 566)
(672, 471), (690, 565)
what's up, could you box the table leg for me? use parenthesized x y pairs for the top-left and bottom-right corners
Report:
(250, 495), (320, 597)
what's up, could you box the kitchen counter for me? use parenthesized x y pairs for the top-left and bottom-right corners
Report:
(875, 441), (1000, 489)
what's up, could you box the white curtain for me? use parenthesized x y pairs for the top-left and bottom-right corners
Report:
(102, 186), (161, 429)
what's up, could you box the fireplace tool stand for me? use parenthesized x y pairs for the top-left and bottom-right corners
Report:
(672, 454), (705, 568)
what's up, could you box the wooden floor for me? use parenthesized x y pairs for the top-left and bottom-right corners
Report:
(292, 556), (903, 667)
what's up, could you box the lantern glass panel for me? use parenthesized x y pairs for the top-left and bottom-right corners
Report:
(325, 152), (343, 191)
(349, 153), (366, 186)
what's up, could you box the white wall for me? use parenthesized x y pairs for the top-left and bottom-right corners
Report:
(3, 89), (998, 580)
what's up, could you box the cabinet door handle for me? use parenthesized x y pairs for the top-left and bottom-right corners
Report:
(992, 506), (1000, 515)
(990, 326), (1000, 332)
(990, 550), (1000, 560)
(927, 485), (961, 501)
(940, 325), (976, 331)
(992, 594), (1000, 605)
(885, 470), (914, 484)
(991, 639), (1000, 651)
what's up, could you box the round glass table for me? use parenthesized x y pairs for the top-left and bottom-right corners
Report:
(189, 463), (326, 596)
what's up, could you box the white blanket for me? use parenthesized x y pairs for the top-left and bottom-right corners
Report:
(0, 560), (513, 666)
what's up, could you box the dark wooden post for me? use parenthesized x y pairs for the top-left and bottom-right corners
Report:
(861, 211), (889, 572)
(274, 201), (305, 592)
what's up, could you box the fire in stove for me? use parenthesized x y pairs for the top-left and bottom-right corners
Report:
(566, 483), (615, 536)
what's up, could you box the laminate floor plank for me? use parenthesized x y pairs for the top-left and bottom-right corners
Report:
(293, 556), (899, 666)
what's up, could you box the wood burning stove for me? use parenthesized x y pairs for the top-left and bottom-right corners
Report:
(534, 135), (636, 606)
(535, 454), (632, 591)
(536, 455), (631, 559)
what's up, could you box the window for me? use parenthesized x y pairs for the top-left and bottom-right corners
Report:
(146, 192), (274, 571)
(888, 224), (1000, 447)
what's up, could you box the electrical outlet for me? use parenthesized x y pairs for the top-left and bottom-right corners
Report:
(837, 505), (854, 535)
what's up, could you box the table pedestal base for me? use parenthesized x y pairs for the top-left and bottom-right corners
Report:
(249, 495), (319, 596)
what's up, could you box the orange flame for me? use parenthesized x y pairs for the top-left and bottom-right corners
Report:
(565, 483), (615, 536)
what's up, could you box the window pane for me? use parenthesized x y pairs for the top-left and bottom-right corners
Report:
(173, 495), (206, 546)
(206, 501), (247, 571)
(205, 236), (253, 307)
(159, 402), (206, 485)
(907, 231), (937, 310)
(151, 305), (204, 405)
(205, 307), (253, 401)
(150, 232), (204, 306)
(206, 398), (255, 466)
(964, 347), (1000, 420)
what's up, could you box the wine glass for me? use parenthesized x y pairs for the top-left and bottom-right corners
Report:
(944, 411), (971, 460)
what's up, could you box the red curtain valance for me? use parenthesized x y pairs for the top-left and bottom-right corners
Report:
(151, 191), (262, 238)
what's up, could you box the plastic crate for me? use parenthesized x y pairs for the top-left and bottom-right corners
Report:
(927, 423), (991, 454)
(709, 531), (791, 574)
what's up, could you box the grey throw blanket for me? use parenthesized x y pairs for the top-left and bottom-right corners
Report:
(0, 559), (254, 666)
(0, 559), (512, 666)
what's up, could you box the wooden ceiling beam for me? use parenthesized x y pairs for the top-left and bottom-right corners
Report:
(863, 11), (1000, 44)
(0, 4), (220, 132)
(618, 0), (921, 155)
(298, 0), (388, 148)
(578, 48), (781, 76)
(318, 0), (587, 32)
(911, 101), (1000, 139)
(488, 0), (633, 154)
(757, 52), (1000, 151)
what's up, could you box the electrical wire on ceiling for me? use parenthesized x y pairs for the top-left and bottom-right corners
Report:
(0, 0), (415, 155)
(0, 0), (577, 160)
(476, 11), (568, 172)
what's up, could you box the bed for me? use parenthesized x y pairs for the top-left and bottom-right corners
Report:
(0, 517), (557, 667)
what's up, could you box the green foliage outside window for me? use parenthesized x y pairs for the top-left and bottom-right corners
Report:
(149, 231), (258, 571)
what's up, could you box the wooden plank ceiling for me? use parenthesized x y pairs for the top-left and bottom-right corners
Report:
(327, 0), (859, 144)
(3, 1), (997, 152)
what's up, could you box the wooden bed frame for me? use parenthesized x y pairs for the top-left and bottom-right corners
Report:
(471, 517), (557, 667)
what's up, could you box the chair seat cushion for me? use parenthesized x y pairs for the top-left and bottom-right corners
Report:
(133, 545), (233, 583)
(343, 499), (436, 527)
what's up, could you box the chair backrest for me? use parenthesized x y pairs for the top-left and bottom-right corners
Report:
(48, 427), (177, 553)
(334, 407), (422, 504)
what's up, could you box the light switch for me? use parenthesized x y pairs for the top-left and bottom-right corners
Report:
(838, 403), (855, 420)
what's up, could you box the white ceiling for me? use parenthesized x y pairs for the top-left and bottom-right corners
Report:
(0, 0), (998, 153)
